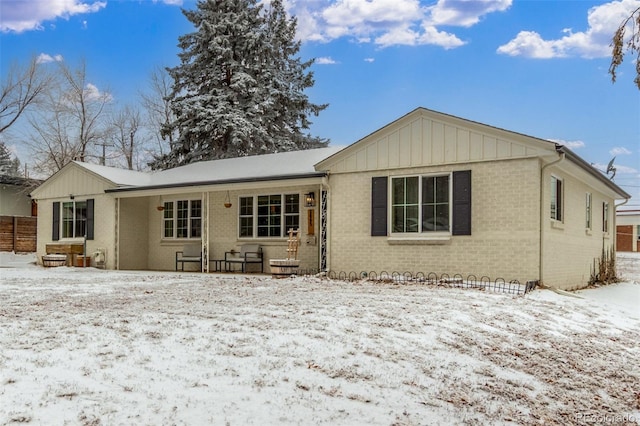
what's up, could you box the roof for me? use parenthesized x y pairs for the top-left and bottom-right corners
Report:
(63, 107), (630, 201)
(98, 146), (345, 193)
(0, 174), (42, 188)
(617, 209), (640, 216)
(316, 107), (630, 200)
(72, 162), (152, 186)
(555, 146), (630, 200)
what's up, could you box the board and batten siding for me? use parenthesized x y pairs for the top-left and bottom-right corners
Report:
(318, 110), (550, 174)
(31, 165), (114, 201)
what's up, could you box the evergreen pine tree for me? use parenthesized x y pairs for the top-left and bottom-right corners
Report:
(0, 142), (21, 176)
(151, 0), (327, 169)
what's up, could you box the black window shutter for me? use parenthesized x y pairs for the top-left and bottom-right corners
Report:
(371, 177), (388, 236)
(452, 171), (472, 235)
(86, 199), (95, 240)
(52, 202), (60, 241)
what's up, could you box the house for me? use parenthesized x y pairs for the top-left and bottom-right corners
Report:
(30, 147), (342, 271)
(0, 174), (39, 217)
(1, 174), (41, 253)
(616, 209), (640, 252)
(30, 108), (630, 290)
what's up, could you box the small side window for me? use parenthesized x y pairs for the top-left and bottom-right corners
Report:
(585, 193), (592, 230)
(550, 176), (563, 222)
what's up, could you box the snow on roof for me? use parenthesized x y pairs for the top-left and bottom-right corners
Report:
(77, 146), (346, 191)
(147, 146), (344, 188)
(73, 161), (153, 186)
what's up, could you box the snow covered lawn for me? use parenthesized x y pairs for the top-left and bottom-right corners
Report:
(0, 253), (638, 425)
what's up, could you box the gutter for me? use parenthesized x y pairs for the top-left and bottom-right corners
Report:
(105, 172), (328, 193)
(555, 145), (631, 199)
(539, 152), (565, 287)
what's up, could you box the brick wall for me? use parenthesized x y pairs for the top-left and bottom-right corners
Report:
(326, 158), (541, 283)
(541, 164), (616, 289)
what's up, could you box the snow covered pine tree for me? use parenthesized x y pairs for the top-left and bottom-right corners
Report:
(151, 0), (328, 170)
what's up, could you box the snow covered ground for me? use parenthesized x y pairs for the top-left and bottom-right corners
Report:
(0, 252), (638, 425)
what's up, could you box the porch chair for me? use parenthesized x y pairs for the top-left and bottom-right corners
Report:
(225, 244), (263, 273)
(175, 243), (202, 271)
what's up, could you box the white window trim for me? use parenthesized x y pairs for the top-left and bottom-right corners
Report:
(585, 192), (592, 234)
(61, 200), (88, 240)
(550, 175), (563, 223)
(237, 193), (301, 239)
(602, 201), (610, 235)
(161, 199), (202, 240)
(389, 172), (452, 241)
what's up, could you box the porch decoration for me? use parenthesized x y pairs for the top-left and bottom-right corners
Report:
(224, 191), (232, 208)
(270, 228), (301, 278)
(42, 254), (67, 267)
(304, 192), (315, 207)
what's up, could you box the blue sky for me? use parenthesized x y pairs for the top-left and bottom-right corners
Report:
(1, 0), (639, 204)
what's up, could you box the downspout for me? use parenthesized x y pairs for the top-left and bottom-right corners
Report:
(539, 152), (565, 287)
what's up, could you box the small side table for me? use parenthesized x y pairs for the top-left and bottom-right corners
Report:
(210, 259), (227, 272)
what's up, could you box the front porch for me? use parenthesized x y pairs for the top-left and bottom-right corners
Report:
(114, 182), (328, 274)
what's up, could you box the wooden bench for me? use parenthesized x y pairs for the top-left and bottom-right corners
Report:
(224, 244), (263, 273)
(175, 243), (202, 271)
(46, 243), (84, 266)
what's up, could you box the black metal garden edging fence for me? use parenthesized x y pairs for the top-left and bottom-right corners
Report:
(296, 268), (539, 296)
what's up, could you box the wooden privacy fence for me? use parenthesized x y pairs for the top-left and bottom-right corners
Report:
(0, 216), (37, 253)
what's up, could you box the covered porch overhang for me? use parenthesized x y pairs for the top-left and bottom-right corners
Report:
(109, 174), (331, 273)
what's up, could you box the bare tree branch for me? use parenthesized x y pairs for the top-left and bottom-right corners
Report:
(23, 58), (113, 175)
(0, 55), (54, 134)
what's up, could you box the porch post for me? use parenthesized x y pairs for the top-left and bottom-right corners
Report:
(202, 191), (209, 273)
(320, 182), (329, 272)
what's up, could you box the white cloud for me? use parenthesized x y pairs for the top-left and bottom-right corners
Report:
(364, 58), (375, 63)
(84, 83), (113, 102)
(315, 57), (338, 65)
(549, 139), (586, 149)
(593, 162), (638, 175)
(610, 146), (632, 156)
(290, 0), (509, 48)
(0, 0), (106, 33)
(426, 0), (512, 27)
(36, 53), (64, 64)
(497, 0), (640, 58)
(154, 0), (183, 5)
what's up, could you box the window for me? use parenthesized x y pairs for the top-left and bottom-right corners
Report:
(52, 199), (94, 241)
(391, 174), (450, 234)
(602, 202), (609, 233)
(284, 194), (300, 233)
(239, 194), (299, 238)
(585, 193), (592, 230)
(163, 199), (201, 239)
(62, 200), (87, 238)
(239, 197), (253, 237)
(371, 171), (471, 237)
(550, 176), (563, 222)
(392, 177), (419, 233)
